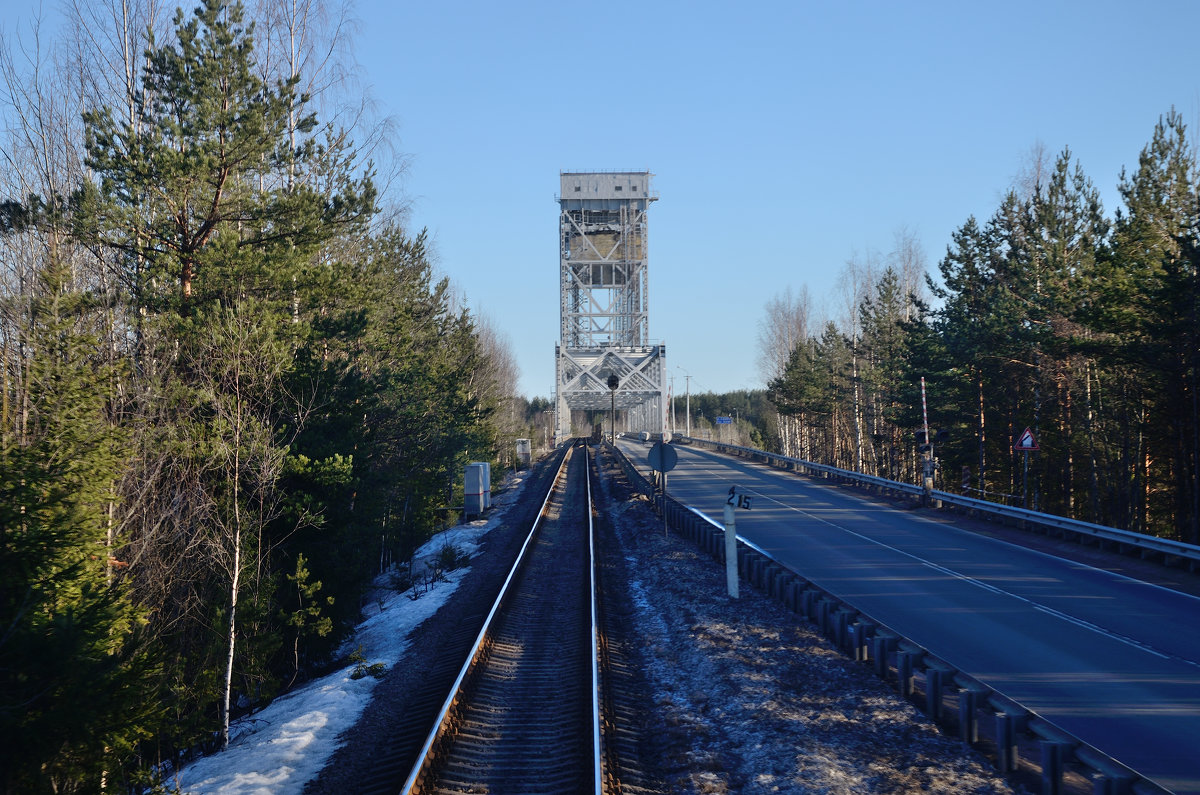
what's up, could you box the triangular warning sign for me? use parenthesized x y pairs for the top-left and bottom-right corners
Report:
(1014, 427), (1039, 451)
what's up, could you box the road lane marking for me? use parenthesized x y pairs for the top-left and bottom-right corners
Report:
(696, 482), (1197, 669)
(624, 441), (1199, 666)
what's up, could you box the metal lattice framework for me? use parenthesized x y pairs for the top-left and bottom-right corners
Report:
(555, 171), (666, 439)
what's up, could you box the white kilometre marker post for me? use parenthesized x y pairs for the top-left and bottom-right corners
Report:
(723, 486), (752, 598)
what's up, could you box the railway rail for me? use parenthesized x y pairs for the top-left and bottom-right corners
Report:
(400, 442), (605, 795)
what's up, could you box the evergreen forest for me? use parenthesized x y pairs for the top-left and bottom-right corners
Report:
(0, 1), (527, 790)
(761, 122), (1200, 545)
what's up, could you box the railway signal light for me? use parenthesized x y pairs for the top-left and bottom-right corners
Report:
(607, 374), (619, 442)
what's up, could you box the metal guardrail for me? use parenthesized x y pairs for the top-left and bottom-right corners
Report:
(608, 440), (1174, 795)
(681, 436), (1200, 571)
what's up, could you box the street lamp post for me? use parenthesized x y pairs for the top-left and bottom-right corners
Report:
(676, 368), (691, 438)
(670, 375), (676, 436)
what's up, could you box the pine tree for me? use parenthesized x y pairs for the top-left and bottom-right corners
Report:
(1011, 149), (1111, 518)
(857, 266), (911, 477)
(344, 227), (493, 562)
(280, 225), (498, 646)
(0, 256), (157, 793)
(75, 0), (374, 752)
(930, 216), (997, 493)
(1102, 110), (1199, 539)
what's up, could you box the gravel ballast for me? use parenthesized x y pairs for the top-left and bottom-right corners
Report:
(308, 445), (1017, 793)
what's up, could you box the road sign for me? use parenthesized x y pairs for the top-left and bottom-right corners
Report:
(715, 416), (733, 424)
(647, 441), (678, 472)
(1014, 427), (1039, 451)
(726, 485), (752, 510)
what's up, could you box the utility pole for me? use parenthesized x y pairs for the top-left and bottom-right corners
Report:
(670, 374), (676, 435)
(685, 374), (691, 438)
(917, 377), (948, 508)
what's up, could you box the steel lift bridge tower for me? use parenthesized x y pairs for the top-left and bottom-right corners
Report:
(555, 171), (666, 441)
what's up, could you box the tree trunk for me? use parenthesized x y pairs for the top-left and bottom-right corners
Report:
(852, 352), (863, 472)
(1064, 373), (1074, 518)
(1084, 362), (1101, 521)
(221, 443), (242, 750)
(977, 369), (986, 496)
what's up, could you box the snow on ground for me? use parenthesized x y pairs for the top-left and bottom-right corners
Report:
(174, 473), (527, 795)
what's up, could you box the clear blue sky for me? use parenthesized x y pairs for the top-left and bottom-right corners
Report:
(353, 0), (1200, 399)
(4, 1), (1200, 399)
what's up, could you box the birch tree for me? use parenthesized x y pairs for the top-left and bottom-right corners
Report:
(757, 285), (811, 456)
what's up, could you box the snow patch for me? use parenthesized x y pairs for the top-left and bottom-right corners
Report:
(173, 473), (526, 795)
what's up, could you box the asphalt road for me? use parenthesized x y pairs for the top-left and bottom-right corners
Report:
(618, 438), (1200, 794)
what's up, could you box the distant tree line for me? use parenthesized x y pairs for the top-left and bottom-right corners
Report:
(0, 1), (515, 791)
(760, 115), (1199, 544)
(668, 389), (772, 448)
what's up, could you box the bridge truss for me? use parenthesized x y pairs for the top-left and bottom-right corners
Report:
(555, 171), (666, 440)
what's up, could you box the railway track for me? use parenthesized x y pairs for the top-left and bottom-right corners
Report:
(400, 442), (606, 794)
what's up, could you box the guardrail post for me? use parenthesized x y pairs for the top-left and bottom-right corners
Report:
(1040, 741), (1069, 795)
(784, 577), (802, 612)
(926, 668), (944, 722)
(802, 590), (819, 621)
(897, 651), (914, 698)
(755, 557), (769, 590)
(820, 599), (839, 639)
(765, 563), (782, 597)
(995, 712), (1020, 772)
(849, 622), (871, 662)
(873, 635), (896, 679)
(833, 608), (850, 649)
(958, 689), (979, 744)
